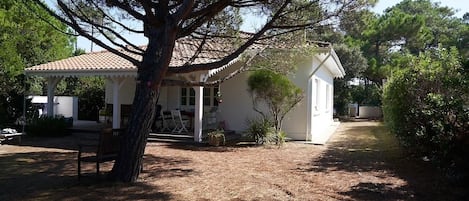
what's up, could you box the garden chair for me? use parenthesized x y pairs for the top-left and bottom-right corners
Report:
(159, 110), (174, 132)
(171, 110), (189, 134)
(152, 105), (166, 132)
(77, 128), (123, 180)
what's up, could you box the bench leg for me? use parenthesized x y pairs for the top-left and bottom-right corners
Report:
(77, 155), (81, 180)
(96, 161), (100, 177)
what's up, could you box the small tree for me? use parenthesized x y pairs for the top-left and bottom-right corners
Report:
(248, 69), (303, 144)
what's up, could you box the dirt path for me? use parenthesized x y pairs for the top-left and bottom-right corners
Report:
(0, 121), (465, 200)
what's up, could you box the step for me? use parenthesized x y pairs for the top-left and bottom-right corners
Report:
(148, 133), (195, 144)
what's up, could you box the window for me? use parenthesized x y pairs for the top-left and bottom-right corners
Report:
(180, 87), (195, 106)
(181, 86), (219, 107)
(314, 79), (320, 111)
(326, 84), (331, 111)
(203, 88), (211, 106)
(212, 87), (219, 106)
(205, 86), (219, 106)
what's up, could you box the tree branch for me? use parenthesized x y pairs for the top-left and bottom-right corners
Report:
(169, 0), (291, 73)
(38, 0), (141, 65)
(88, 1), (144, 34)
(163, 46), (266, 86)
(106, 0), (145, 21)
(173, 0), (195, 22)
(69, 1), (144, 54)
(21, 2), (79, 37)
(178, 1), (232, 38)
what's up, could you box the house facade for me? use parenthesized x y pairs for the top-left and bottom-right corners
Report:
(25, 41), (344, 144)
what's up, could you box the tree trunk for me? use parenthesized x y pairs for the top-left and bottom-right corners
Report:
(110, 23), (177, 182)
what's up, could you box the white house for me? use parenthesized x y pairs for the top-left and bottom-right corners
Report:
(25, 39), (344, 144)
(217, 48), (344, 143)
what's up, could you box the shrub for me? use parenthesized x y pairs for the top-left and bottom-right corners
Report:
(26, 116), (71, 137)
(383, 47), (469, 176)
(276, 130), (287, 146)
(245, 118), (276, 145)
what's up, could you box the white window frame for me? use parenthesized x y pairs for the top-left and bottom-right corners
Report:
(314, 78), (320, 112)
(180, 86), (219, 108)
(203, 86), (219, 107)
(325, 84), (331, 112)
(180, 87), (195, 106)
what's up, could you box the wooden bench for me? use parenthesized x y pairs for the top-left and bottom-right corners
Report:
(77, 128), (123, 180)
(0, 133), (25, 145)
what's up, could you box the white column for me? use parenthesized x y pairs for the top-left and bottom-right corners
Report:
(110, 77), (125, 129)
(46, 77), (63, 117)
(306, 78), (313, 141)
(193, 74), (206, 142)
(193, 85), (204, 142)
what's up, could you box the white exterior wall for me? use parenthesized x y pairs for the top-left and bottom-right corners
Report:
(217, 57), (336, 141)
(55, 96), (79, 120)
(105, 77), (135, 105)
(308, 66), (334, 142)
(31, 96), (78, 119)
(165, 86), (180, 110)
(218, 71), (258, 132)
(101, 54), (338, 142)
(280, 62), (310, 140)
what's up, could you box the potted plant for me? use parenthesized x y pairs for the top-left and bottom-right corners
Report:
(207, 129), (225, 146)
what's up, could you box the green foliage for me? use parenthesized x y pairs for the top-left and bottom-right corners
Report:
(350, 84), (381, 106)
(250, 47), (316, 75)
(74, 77), (105, 121)
(248, 69), (304, 135)
(245, 118), (276, 145)
(0, 1), (73, 72)
(341, 0), (468, 86)
(26, 116), (72, 137)
(332, 44), (368, 115)
(276, 130), (287, 146)
(383, 47), (469, 172)
(0, 0), (74, 124)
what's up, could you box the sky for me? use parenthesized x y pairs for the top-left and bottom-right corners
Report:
(373, 0), (468, 17)
(70, 0), (468, 52)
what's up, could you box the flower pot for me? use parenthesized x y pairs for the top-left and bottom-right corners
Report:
(208, 134), (225, 146)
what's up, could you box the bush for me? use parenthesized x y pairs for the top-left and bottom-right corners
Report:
(245, 118), (276, 145)
(383, 47), (469, 176)
(26, 116), (71, 137)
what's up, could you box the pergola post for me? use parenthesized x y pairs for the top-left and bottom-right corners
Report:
(193, 75), (205, 142)
(110, 77), (125, 129)
(46, 77), (63, 117)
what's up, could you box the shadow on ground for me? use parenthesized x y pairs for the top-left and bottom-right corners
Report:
(303, 122), (468, 201)
(13, 132), (100, 151)
(141, 154), (194, 178)
(0, 150), (193, 200)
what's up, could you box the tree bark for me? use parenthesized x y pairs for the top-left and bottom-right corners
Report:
(110, 22), (177, 182)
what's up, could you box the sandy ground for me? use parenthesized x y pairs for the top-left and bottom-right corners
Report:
(0, 121), (466, 200)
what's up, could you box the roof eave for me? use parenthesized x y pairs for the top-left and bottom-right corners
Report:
(24, 69), (137, 78)
(329, 48), (346, 78)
